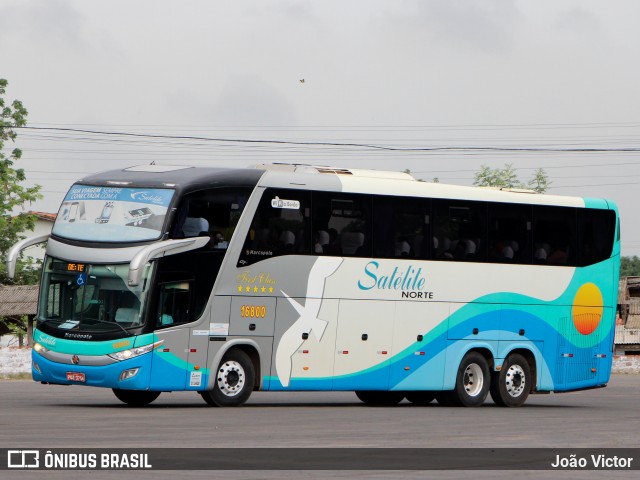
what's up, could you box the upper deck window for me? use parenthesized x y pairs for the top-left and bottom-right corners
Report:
(52, 185), (175, 243)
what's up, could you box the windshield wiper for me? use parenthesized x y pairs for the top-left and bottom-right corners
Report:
(39, 317), (132, 336)
(82, 317), (132, 336)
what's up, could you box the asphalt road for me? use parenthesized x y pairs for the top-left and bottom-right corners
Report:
(1, 375), (639, 479)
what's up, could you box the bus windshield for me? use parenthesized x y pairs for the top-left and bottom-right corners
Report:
(52, 185), (175, 242)
(38, 258), (154, 333)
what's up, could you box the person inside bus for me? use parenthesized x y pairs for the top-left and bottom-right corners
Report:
(547, 244), (568, 265)
(212, 231), (228, 249)
(323, 228), (342, 255)
(451, 240), (467, 260)
(464, 239), (477, 260)
(280, 230), (296, 252)
(501, 245), (514, 262)
(314, 230), (330, 253)
(395, 238), (412, 258)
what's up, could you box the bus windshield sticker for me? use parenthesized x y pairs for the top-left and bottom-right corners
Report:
(52, 185), (175, 242)
(271, 197), (300, 210)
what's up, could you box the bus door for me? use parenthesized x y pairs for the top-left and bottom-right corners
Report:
(333, 300), (396, 390)
(149, 281), (194, 391)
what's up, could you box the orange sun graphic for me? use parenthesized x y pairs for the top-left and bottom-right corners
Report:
(572, 283), (604, 335)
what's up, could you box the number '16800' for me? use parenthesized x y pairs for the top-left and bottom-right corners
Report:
(240, 305), (266, 318)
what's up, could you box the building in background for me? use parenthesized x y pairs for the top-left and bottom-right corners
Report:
(22, 211), (56, 262)
(616, 276), (640, 354)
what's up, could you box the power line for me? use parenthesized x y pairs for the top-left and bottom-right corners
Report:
(16, 126), (640, 153)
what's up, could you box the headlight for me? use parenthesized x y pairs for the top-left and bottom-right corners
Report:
(108, 340), (164, 361)
(33, 342), (49, 354)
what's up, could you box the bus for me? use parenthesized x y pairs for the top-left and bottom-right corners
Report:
(7, 163), (620, 408)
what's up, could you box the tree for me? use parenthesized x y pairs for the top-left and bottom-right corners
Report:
(527, 167), (550, 194)
(402, 169), (431, 183)
(473, 163), (550, 193)
(0, 78), (42, 285)
(621, 256), (640, 277)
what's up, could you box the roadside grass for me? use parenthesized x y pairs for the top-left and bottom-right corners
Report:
(0, 372), (32, 380)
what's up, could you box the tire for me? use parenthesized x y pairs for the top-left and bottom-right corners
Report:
(355, 391), (404, 406)
(112, 389), (160, 406)
(405, 392), (436, 405)
(450, 351), (490, 407)
(490, 353), (531, 408)
(200, 349), (255, 407)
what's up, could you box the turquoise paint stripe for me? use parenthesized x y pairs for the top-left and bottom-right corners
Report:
(153, 350), (210, 375)
(33, 330), (157, 356)
(582, 197), (608, 209)
(268, 258), (617, 389)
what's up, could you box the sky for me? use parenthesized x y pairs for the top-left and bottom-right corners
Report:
(2, 0), (640, 254)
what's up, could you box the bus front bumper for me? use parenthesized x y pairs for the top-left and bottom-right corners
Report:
(32, 350), (153, 390)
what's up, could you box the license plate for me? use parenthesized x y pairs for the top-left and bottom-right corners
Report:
(66, 372), (86, 383)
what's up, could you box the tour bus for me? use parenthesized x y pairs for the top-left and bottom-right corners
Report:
(8, 163), (619, 408)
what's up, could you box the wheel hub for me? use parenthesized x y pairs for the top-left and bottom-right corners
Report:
(217, 360), (245, 397)
(463, 363), (484, 397)
(505, 364), (526, 398)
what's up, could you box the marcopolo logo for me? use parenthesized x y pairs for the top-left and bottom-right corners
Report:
(8, 450), (40, 468)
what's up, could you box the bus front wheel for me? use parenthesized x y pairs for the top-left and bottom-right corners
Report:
(112, 389), (161, 406)
(451, 351), (490, 407)
(355, 391), (404, 406)
(201, 349), (255, 407)
(490, 353), (531, 407)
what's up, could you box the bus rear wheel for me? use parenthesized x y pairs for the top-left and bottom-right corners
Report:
(451, 351), (490, 407)
(200, 349), (255, 407)
(490, 353), (531, 407)
(112, 389), (161, 406)
(355, 391), (404, 406)
(405, 392), (436, 405)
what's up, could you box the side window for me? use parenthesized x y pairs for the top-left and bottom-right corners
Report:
(533, 206), (577, 266)
(488, 203), (532, 264)
(578, 208), (615, 266)
(156, 281), (192, 327)
(432, 200), (486, 262)
(47, 283), (62, 318)
(313, 192), (371, 257)
(239, 189), (311, 266)
(373, 196), (429, 259)
(170, 187), (251, 249)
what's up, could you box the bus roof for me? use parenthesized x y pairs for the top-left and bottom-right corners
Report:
(76, 163), (609, 209)
(255, 167), (593, 208)
(77, 165), (264, 194)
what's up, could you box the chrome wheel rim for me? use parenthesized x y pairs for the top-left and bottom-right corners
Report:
(217, 360), (245, 397)
(463, 363), (484, 397)
(505, 364), (526, 398)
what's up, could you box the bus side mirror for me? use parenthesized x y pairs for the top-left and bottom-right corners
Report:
(6, 234), (50, 280)
(128, 237), (209, 286)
